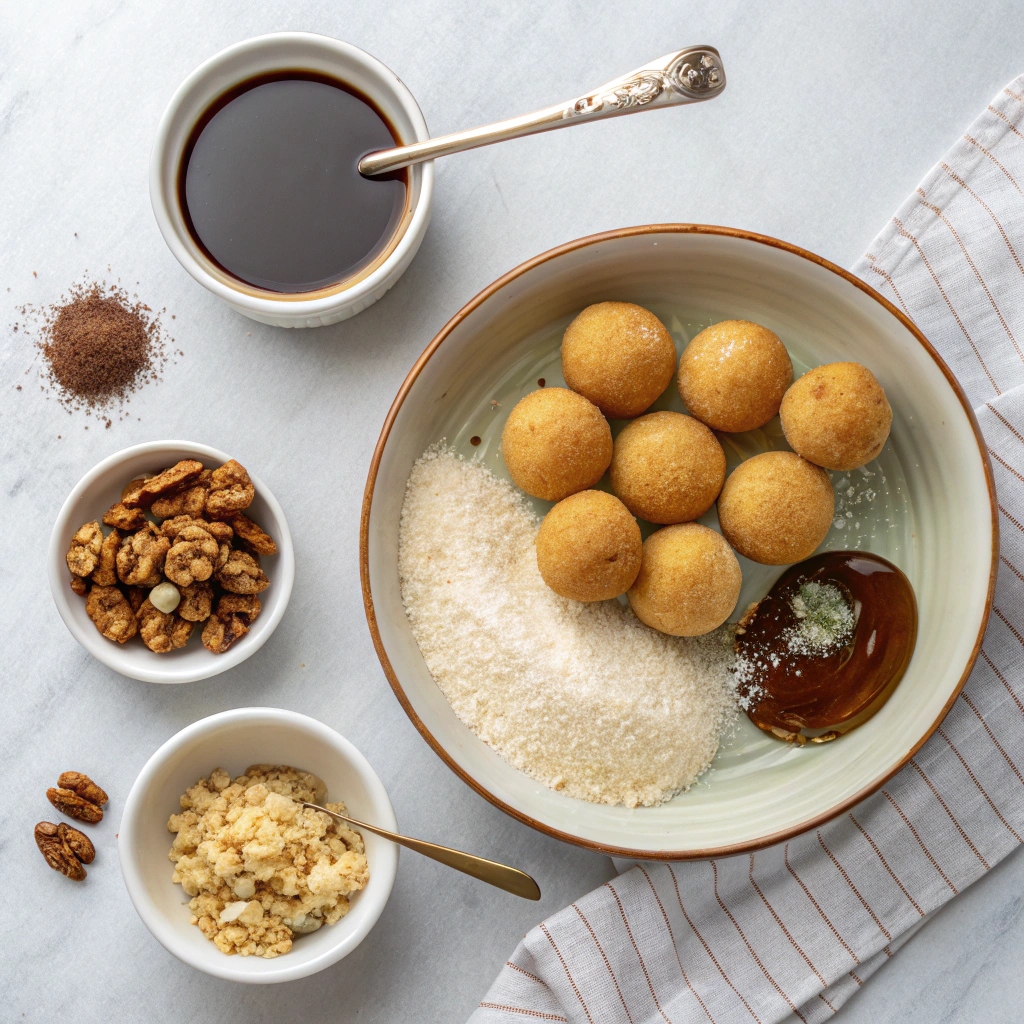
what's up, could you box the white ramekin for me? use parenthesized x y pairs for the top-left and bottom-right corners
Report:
(48, 440), (294, 684)
(119, 708), (398, 983)
(150, 33), (433, 328)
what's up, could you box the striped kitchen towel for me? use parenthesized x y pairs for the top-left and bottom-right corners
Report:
(471, 74), (1024, 1024)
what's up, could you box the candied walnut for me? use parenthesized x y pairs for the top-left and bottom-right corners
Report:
(179, 581), (214, 622)
(70, 576), (87, 597)
(164, 525), (220, 587)
(229, 513), (277, 555)
(58, 771), (108, 806)
(121, 477), (149, 505)
(216, 594), (262, 624)
(58, 822), (96, 864)
(216, 550), (269, 595)
(201, 611), (250, 654)
(205, 460), (255, 518)
(35, 822), (86, 880)
(152, 483), (208, 519)
(138, 599), (194, 653)
(126, 586), (148, 613)
(217, 541), (231, 568)
(47, 786), (104, 823)
(102, 503), (147, 530)
(123, 460), (204, 508)
(159, 514), (203, 539)
(85, 584), (138, 644)
(66, 521), (103, 577)
(91, 528), (121, 587)
(116, 523), (170, 586)
(203, 519), (234, 544)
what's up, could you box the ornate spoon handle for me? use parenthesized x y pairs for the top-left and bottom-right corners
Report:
(358, 45), (725, 177)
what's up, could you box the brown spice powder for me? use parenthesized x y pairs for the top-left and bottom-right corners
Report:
(19, 279), (177, 419)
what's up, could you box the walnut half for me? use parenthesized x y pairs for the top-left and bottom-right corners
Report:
(66, 521), (103, 577)
(85, 585), (138, 644)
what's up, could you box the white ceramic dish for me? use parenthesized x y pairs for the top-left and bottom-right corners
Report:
(119, 708), (398, 983)
(150, 32), (433, 328)
(48, 440), (293, 684)
(361, 225), (997, 859)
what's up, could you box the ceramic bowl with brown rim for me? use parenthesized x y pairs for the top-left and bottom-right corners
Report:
(361, 225), (997, 860)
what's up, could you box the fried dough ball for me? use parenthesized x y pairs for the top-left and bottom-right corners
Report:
(678, 320), (793, 432)
(501, 387), (612, 501)
(717, 451), (833, 565)
(780, 361), (892, 470)
(610, 411), (726, 524)
(535, 490), (642, 602)
(627, 524), (742, 636)
(561, 302), (677, 418)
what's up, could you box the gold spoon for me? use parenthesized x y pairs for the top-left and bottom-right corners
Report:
(303, 802), (541, 901)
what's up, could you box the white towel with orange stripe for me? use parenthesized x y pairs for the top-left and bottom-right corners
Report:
(470, 75), (1024, 1024)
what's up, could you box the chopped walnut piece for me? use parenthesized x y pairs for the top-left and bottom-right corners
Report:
(85, 585), (138, 643)
(126, 586), (148, 613)
(164, 525), (220, 587)
(70, 576), (88, 597)
(159, 515), (202, 539)
(123, 460), (204, 508)
(215, 550), (269, 594)
(138, 599), (194, 653)
(178, 581), (214, 622)
(152, 483), (209, 519)
(229, 513), (277, 555)
(102, 503), (147, 531)
(205, 460), (255, 518)
(66, 521), (103, 577)
(91, 528), (121, 587)
(216, 594), (262, 624)
(201, 610), (250, 653)
(116, 523), (170, 586)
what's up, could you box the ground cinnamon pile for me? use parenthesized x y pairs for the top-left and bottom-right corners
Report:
(16, 279), (178, 424)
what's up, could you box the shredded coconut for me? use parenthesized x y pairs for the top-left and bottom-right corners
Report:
(398, 445), (738, 808)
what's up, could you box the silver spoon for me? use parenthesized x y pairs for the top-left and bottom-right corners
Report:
(303, 802), (541, 900)
(359, 45), (726, 177)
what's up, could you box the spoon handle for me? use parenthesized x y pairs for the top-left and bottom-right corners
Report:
(358, 45), (726, 176)
(303, 802), (541, 901)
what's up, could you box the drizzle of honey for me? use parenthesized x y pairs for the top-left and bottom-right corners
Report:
(735, 551), (917, 744)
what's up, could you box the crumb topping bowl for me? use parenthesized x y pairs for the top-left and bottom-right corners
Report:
(48, 441), (294, 683)
(118, 708), (398, 983)
(361, 225), (997, 859)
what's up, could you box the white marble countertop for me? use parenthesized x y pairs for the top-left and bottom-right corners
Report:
(2, 1), (1022, 1020)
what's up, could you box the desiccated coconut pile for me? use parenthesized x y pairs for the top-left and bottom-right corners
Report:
(398, 445), (738, 808)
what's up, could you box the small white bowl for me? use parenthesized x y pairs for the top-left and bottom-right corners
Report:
(150, 32), (433, 328)
(48, 440), (294, 684)
(119, 708), (398, 983)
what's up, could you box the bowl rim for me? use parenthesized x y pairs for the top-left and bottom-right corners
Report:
(149, 31), (434, 318)
(47, 439), (294, 684)
(117, 706), (398, 983)
(359, 223), (999, 860)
